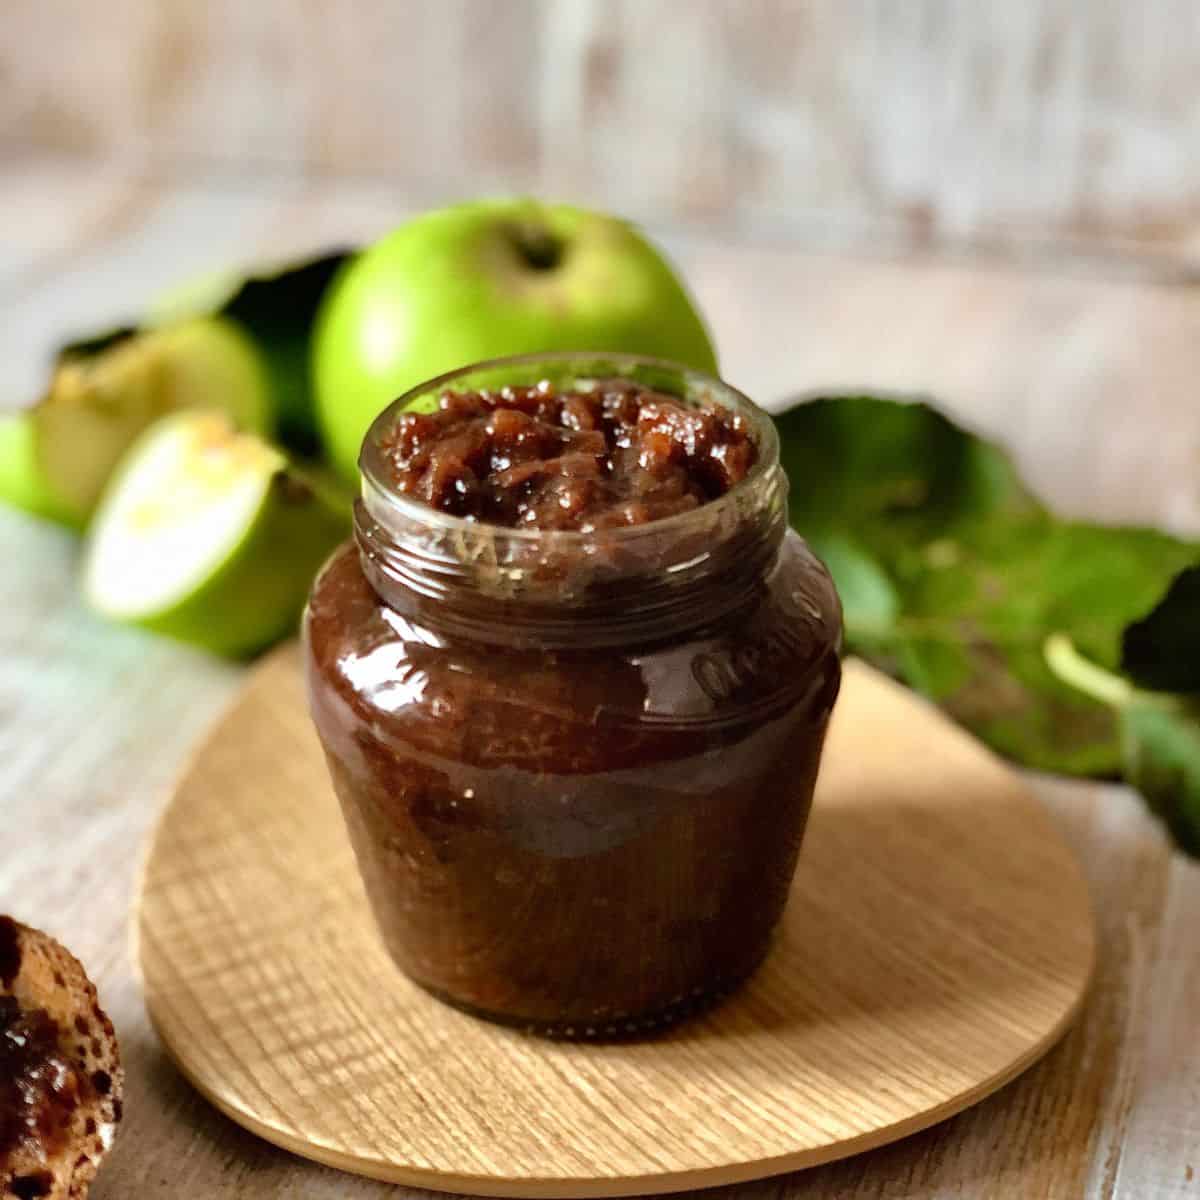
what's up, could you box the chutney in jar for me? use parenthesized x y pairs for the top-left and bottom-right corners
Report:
(304, 353), (841, 1036)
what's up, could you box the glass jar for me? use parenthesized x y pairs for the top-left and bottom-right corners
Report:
(303, 353), (842, 1037)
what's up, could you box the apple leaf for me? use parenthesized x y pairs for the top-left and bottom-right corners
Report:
(804, 532), (899, 638)
(1123, 698), (1200, 857)
(1122, 565), (1200, 693)
(58, 326), (138, 362)
(776, 396), (1199, 779)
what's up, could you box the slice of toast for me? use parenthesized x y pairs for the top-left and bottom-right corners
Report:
(1, 917), (123, 1199)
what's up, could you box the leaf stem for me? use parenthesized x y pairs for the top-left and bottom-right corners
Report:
(1044, 634), (1132, 709)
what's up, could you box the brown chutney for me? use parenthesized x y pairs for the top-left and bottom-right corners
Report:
(0, 996), (85, 1171)
(304, 354), (842, 1036)
(378, 377), (757, 528)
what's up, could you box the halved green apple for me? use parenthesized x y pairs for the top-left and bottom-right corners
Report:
(149, 250), (352, 454)
(83, 410), (349, 657)
(0, 410), (80, 526)
(0, 317), (273, 528)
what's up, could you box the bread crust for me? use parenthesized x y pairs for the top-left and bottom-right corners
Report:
(1, 917), (123, 1200)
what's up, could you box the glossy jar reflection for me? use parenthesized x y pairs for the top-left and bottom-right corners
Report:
(303, 353), (842, 1036)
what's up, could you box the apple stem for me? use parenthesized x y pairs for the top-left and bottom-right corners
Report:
(1044, 633), (1132, 709)
(509, 223), (563, 271)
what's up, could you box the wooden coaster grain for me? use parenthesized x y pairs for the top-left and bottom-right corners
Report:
(135, 646), (1094, 1197)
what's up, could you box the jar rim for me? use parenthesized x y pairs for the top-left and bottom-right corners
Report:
(357, 350), (782, 546)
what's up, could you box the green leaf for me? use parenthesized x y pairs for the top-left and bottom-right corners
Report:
(1045, 634), (1200, 857)
(805, 533), (898, 637)
(777, 395), (1199, 775)
(1122, 565), (1200, 693)
(58, 326), (138, 361)
(1122, 699), (1200, 857)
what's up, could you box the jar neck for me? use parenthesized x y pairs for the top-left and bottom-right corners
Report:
(354, 466), (790, 650)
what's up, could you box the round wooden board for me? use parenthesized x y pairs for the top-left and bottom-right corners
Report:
(135, 646), (1094, 1198)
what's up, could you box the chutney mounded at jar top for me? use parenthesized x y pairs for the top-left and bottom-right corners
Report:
(377, 376), (759, 531)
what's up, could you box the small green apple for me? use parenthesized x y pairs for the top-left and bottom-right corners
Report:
(84, 410), (349, 657)
(313, 200), (718, 482)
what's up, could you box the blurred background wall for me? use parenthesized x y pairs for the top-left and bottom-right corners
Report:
(4, 0), (1200, 532)
(5, 0), (1200, 267)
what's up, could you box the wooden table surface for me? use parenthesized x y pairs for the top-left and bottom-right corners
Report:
(2, 156), (1197, 1200)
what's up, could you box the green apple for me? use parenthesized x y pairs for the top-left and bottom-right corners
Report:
(0, 318), (273, 528)
(313, 199), (718, 482)
(0, 410), (80, 526)
(83, 410), (349, 657)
